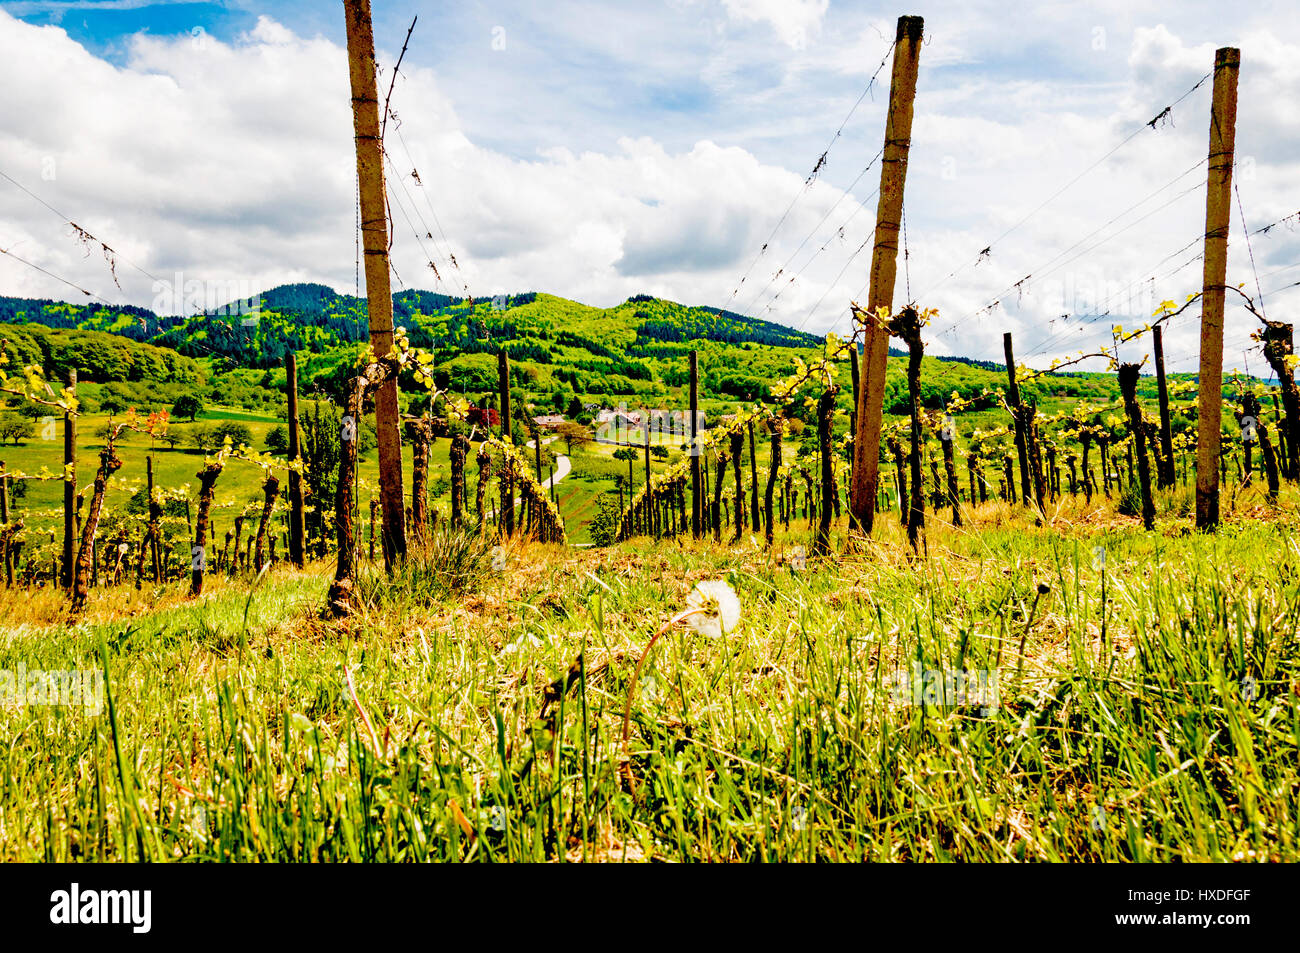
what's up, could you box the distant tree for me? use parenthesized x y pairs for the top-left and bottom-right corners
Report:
(98, 389), (130, 416)
(213, 421), (253, 448)
(651, 445), (669, 461)
(186, 423), (220, 453)
(587, 491), (625, 547)
(161, 427), (185, 450)
(265, 425), (290, 455)
(172, 393), (204, 422)
(0, 412), (35, 445)
(10, 397), (44, 421)
(557, 421), (592, 456)
(566, 395), (584, 419)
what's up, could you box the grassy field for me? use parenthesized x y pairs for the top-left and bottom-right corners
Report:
(2, 405), (633, 548)
(0, 479), (1295, 862)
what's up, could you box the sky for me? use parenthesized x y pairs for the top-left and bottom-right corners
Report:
(0, 0), (1296, 372)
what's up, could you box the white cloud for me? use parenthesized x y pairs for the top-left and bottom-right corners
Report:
(0, 4), (1296, 374)
(720, 0), (828, 50)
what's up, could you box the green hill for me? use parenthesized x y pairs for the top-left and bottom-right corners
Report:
(0, 282), (1199, 428)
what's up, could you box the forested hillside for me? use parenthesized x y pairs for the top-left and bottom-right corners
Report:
(0, 283), (1178, 421)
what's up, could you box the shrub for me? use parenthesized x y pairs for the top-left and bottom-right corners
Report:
(355, 525), (493, 608)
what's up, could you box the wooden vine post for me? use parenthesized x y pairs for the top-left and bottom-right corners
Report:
(1152, 326), (1176, 488)
(764, 416), (782, 547)
(344, 0), (406, 567)
(814, 389), (838, 555)
(450, 433), (468, 529)
(729, 430), (744, 542)
(747, 419), (761, 534)
(191, 459), (224, 596)
(254, 472), (280, 572)
(1003, 332), (1032, 505)
(1260, 321), (1298, 481)
(849, 14), (924, 534)
(690, 350), (702, 537)
(404, 416), (435, 547)
(887, 436), (906, 524)
(328, 377), (365, 617)
(146, 455), (162, 582)
(475, 445), (489, 531)
(1194, 47), (1240, 530)
(897, 309), (926, 551)
(0, 462), (11, 588)
(712, 449), (726, 542)
(498, 350), (514, 538)
(940, 425), (961, 528)
(62, 368), (76, 590)
(1118, 364), (1156, 530)
(643, 428), (653, 537)
(286, 352), (306, 567)
(70, 439), (121, 612)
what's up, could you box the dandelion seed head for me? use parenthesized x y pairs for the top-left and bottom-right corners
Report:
(684, 580), (741, 638)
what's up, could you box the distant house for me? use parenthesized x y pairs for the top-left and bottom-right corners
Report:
(643, 409), (706, 434)
(467, 405), (499, 428)
(594, 408), (643, 429)
(533, 414), (565, 430)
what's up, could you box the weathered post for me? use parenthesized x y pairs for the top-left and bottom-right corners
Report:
(498, 351), (514, 537)
(328, 377), (365, 617)
(189, 466), (222, 595)
(1118, 364), (1156, 530)
(1261, 322), (1299, 481)
(450, 433), (468, 529)
(286, 352), (306, 567)
(0, 461), (11, 588)
(344, 0), (406, 566)
(941, 430), (961, 527)
(62, 368), (76, 590)
(888, 436), (907, 525)
(849, 14), (924, 534)
(1152, 327), (1176, 488)
(1195, 47), (1241, 530)
(747, 419), (761, 534)
(254, 472), (280, 573)
(404, 417), (433, 547)
(1258, 424), (1281, 501)
(814, 389), (838, 555)
(730, 429), (744, 542)
(146, 455), (162, 582)
(690, 350), (702, 537)
(1004, 333), (1032, 505)
(644, 428), (654, 537)
(764, 416), (782, 547)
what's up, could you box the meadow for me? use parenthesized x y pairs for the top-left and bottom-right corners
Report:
(1, 480), (1295, 862)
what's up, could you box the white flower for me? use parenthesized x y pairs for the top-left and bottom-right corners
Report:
(684, 580), (741, 638)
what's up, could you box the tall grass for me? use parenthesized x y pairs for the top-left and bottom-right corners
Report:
(1, 492), (1297, 861)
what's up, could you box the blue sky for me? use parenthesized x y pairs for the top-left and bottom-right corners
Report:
(0, 0), (1296, 370)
